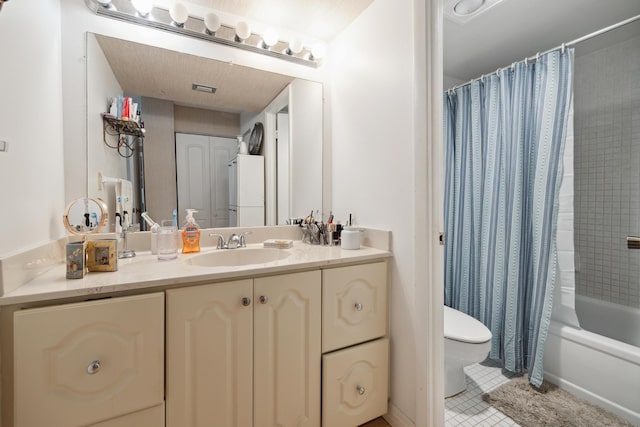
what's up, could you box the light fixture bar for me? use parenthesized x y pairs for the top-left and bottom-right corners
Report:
(85, 0), (320, 68)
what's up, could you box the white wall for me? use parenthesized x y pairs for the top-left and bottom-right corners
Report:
(444, 74), (465, 91)
(290, 79), (323, 218)
(0, 0), (66, 257)
(86, 34), (126, 232)
(327, 0), (418, 421)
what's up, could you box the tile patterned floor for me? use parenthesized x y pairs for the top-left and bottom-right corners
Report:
(445, 358), (521, 426)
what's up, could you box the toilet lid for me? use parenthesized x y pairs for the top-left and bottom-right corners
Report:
(444, 306), (492, 343)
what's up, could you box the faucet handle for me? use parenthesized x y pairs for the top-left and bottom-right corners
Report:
(239, 231), (252, 247)
(209, 233), (226, 249)
(227, 233), (241, 249)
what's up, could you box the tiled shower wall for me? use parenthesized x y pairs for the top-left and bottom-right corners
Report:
(574, 35), (640, 308)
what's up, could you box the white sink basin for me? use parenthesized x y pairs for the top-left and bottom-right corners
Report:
(186, 248), (290, 267)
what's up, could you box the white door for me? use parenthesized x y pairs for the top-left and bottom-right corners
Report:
(176, 133), (236, 228)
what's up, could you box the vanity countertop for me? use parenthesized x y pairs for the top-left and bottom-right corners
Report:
(0, 242), (391, 306)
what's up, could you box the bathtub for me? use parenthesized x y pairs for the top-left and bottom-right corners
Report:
(575, 294), (640, 347)
(544, 294), (640, 425)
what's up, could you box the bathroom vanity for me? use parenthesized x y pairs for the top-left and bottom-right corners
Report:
(0, 231), (391, 427)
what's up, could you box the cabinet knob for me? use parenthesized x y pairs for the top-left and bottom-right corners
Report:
(259, 295), (269, 304)
(241, 297), (251, 306)
(356, 385), (366, 395)
(87, 360), (101, 375)
(354, 303), (364, 311)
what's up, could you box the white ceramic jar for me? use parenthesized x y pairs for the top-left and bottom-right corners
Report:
(341, 228), (362, 250)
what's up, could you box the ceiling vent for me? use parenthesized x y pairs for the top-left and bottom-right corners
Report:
(444, 0), (506, 24)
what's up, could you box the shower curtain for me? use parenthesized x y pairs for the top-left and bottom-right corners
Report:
(444, 49), (573, 386)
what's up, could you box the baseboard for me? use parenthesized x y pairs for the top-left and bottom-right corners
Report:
(544, 371), (640, 426)
(383, 402), (415, 427)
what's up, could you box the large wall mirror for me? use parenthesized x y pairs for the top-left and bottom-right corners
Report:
(86, 32), (322, 232)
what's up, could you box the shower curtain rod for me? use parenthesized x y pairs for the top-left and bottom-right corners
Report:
(447, 13), (640, 93)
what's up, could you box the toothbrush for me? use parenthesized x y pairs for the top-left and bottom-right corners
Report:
(141, 211), (158, 228)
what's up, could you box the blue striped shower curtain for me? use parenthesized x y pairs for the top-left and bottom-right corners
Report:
(444, 50), (573, 386)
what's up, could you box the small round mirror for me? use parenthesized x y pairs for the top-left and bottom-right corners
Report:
(63, 198), (108, 235)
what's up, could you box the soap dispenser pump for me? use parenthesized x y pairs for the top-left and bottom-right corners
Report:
(182, 209), (201, 253)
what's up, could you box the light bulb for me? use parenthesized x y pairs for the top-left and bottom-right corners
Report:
(169, 2), (188, 26)
(453, 0), (485, 15)
(132, 0), (152, 16)
(235, 21), (251, 42)
(261, 28), (279, 49)
(204, 13), (221, 35)
(286, 37), (303, 55)
(311, 43), (326, 60)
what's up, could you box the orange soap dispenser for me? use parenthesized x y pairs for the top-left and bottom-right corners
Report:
(181, 209), (201, 253)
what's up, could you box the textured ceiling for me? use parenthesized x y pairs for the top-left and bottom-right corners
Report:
(96, 35), (294, 113)
(444, 0), (640, 83)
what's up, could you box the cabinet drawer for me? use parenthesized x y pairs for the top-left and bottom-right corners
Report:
(13, 293), (164, 427)
(322, 262), (387, 352)
(322, 338), (389, 427)
(89, 402), (165, 427)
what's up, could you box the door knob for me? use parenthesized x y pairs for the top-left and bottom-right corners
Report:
(87, 360), (101, 375)
(355, 303), (363, 311)
(356, 385), (366, 395)
(242, 297), (251, 306)
(259, 295), (269, 304)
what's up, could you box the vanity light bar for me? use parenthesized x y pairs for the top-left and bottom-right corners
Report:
(85, 0), (320, 68)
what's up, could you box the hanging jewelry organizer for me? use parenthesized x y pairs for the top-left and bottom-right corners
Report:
(101, 114), (144, 158)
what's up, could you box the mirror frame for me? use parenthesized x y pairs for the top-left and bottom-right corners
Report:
(63, 197), (109, 235)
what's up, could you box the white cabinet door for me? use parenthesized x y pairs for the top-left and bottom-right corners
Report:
(13, 293), (164, 427)
(254, 271), (322, 427)
(322, 262), (388, 353)
(166, 280), (253, 427)
(236, 154), (265, 206)
(89, 403), (165, 427)
(322, 338), (389, 427)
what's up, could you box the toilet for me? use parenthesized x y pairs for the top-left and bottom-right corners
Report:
(444, 305), (492, 398)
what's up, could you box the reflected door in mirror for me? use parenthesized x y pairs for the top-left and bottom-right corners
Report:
(176, 133), (236, 228)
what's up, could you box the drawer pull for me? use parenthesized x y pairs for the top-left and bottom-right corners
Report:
(259, 295), (269, 304)
(87, 360), (101, 375)
(356, 385), (366, 395)
(241, 297), (251, 306)
(354, 303), (363, 311)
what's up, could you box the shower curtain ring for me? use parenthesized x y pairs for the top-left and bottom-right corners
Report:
(561, 42), (566, 53)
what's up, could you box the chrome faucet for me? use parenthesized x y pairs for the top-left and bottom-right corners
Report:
(209, 233), (227, 249)
(227, 233), (242, 249)
(209, 231), (251, 249)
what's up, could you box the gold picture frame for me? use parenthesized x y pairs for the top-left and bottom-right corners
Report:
(87, 239), (118, 272)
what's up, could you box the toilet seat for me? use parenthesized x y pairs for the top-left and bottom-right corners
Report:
(444, 305), (492, 343)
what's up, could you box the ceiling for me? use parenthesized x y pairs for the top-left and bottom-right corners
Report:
(96, 35), (295, 113)
(162, 0), (374, 42)
(444, 0), (640, 83)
